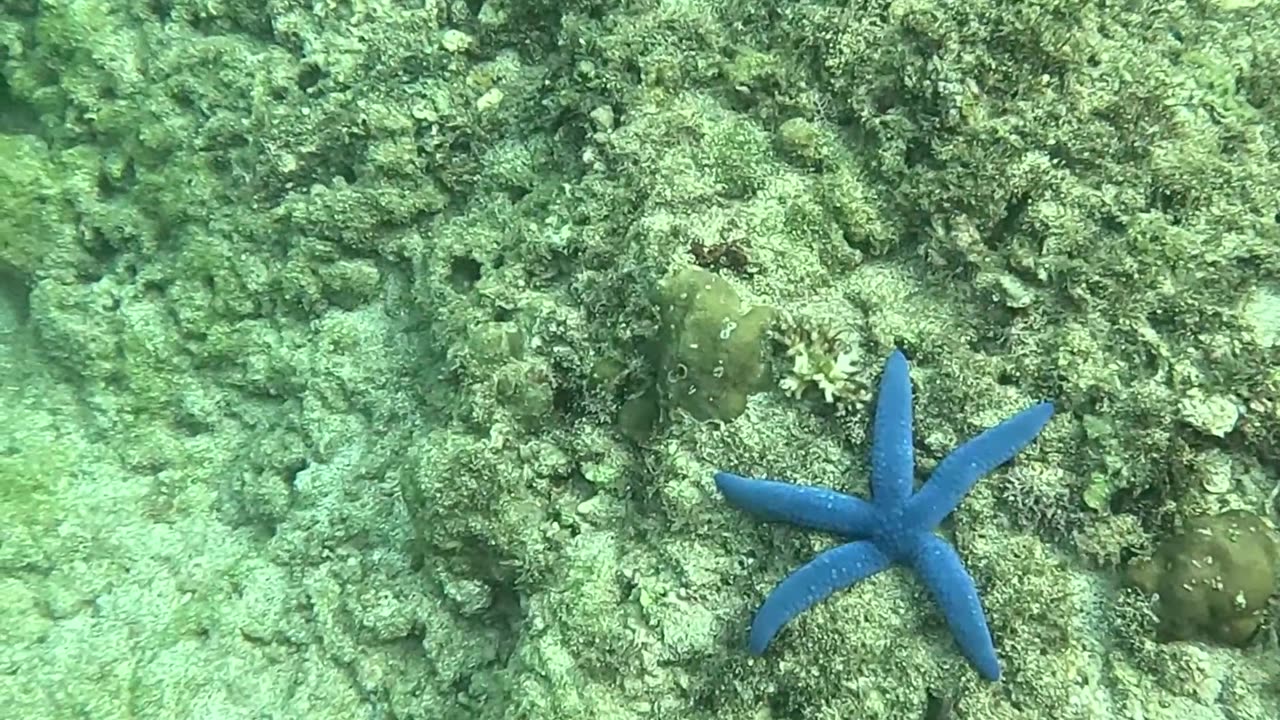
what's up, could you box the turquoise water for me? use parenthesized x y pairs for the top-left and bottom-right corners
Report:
(2, 1), (1279, 718)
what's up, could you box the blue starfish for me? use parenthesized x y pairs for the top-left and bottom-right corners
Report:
(716, 349), (1054, 681)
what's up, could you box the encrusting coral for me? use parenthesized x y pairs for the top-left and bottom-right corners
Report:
(654, 267), (774, 422)
(1126, 510), (1279, 646)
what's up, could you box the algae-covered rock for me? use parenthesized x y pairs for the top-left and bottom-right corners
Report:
(617, 388), (660, 443)
(1126, 510), (1279, 646)
(0, 134), (60, 278)
(653, 267), (773, 422)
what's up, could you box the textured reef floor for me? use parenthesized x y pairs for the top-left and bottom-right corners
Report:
(2, 0), (1280, 718)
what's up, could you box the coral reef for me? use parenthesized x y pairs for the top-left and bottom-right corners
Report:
(1127, 510), (1279, 646)
(2, 0), (1280, 718)
(774, 313), (869, 405)
(653, 266), (773, 422)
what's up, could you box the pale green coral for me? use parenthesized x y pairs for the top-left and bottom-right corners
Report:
(774, 313), (870, 404)
(1178, 389), (1242, 438)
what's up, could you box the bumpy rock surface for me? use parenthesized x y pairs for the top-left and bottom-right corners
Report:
(654, 267), (773, 422)
(1127, 510), (1279, 646)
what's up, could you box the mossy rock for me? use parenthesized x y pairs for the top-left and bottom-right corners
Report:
(653, 267), (773, 422)
(0, 134), (60, 278)
(1126, 510), (1279, 646)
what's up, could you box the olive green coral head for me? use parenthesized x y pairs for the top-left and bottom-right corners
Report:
(1127, 510), (1279, 646)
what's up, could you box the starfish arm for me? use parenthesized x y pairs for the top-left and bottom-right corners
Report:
(715, 471), (877, 537)
(905, 401), (1055, 529)
(910, 534), (1001, 681)
(747, 540), (891, 654)
(870, 349), (915, 506)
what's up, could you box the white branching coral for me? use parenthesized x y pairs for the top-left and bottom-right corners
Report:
(775, 314), (867, 404)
